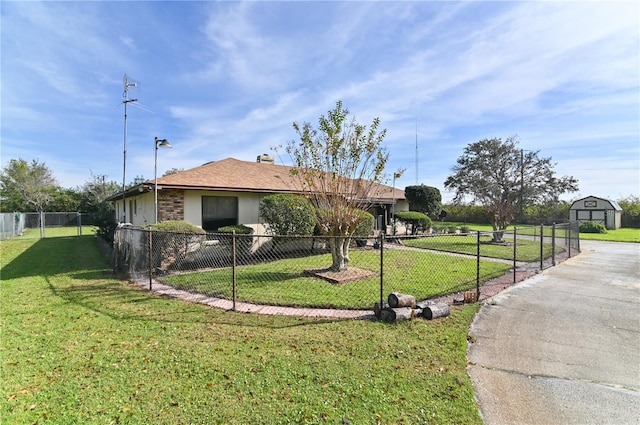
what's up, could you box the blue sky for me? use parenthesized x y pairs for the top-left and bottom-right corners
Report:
(2, 1), (638, 203)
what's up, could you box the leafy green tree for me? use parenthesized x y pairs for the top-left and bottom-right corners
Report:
(444, 136), (578, 241)
(163, 168), (184, 177)
(79, 174), (120, 213)
(285, 101), (389, 271)
(404, 185), (442, 218)
(394, 211), (431, 235)
(50, 188), (82, 212)
(0, 158), (57, 212)
(618, 195), (640, 228)
(259, 194), (316, 236)
(77, 174), (120, 242)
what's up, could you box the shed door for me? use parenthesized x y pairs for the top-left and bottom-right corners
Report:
(576, 210), (606, 225)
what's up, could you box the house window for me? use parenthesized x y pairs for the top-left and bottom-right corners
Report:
(202, 196), (238, 231)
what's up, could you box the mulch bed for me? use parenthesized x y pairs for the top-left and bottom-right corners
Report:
(304, 267), (377, 284)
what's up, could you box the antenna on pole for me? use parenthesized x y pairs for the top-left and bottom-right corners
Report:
(415, 113), (419, 185)
(121, 74), (138, 223)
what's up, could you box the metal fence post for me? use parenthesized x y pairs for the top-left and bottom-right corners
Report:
(379, 232), (384, 309)
(539, 224), (544, 271)
(552, 223), (556, 266)
(476, 230), (481, 300)
(148, 230), (153, 290)
(513, 227), (517, 284)
(40, 211), (45, 239)
(232, 231), (237, 311)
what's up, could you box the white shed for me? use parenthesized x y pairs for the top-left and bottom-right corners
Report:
(569, 196), (622, 230)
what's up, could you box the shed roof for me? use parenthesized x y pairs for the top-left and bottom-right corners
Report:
(569, 196), (622, 211)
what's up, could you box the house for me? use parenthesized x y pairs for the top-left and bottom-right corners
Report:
(569, 195), (622, 230)
(108, 156), (408, 234)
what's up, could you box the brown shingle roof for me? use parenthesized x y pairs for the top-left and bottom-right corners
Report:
(155, 158), (303, 194)
(111, 157), (405, 202)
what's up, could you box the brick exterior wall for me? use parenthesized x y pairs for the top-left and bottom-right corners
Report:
(158, 190), (184, 222)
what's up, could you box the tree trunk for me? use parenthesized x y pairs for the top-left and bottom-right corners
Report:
(373, 301), (389, 319)
(388, 292), (416, 308)
(380, 307), (414, 323)
(329, 236), (351, 271)
(422, 303), (450, 320)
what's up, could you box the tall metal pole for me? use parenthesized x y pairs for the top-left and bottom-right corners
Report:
(122, 75), (137, 223)
(154, 139), (158, 224)
(154, 137), (171, 224)
(392, 173), (396, 236)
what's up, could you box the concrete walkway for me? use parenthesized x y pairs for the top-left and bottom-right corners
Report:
(467, 240), (640, 425)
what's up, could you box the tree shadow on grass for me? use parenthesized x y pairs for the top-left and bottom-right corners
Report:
(2, 236), (356, 329)
(1, 236), (111, 280)
(47, 278), (342, 329)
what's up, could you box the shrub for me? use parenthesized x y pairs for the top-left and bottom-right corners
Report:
(579, 221), (607, 234)
(448, 226), (459, 234)
(353, 210), (375, 238)
(441, 204), (488, 224)
(460, 225), (471, 234)
(147, 221), (206, 271)
(404, 185), (442, 218)
(148, 220), (205, 234)
(92, 201), (118, 243)
(218, 224), (254, 235)
(618, 195), (640, 228)
(394, 211), (431, 235)
(218, 225), (255, 258)
(259, 194), (316, 236)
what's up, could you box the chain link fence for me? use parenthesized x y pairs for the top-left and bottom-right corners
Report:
(0, 212), (95, 240)
(114, 222), (580, 311)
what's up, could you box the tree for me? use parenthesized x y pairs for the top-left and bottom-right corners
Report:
(618, 195), (640, 228)
(404, 185), (442, 218)
(444, 136), (578, 241)
(78, 174), (120, 242)
(0, 159), (57, 212)
(50, 188), (82, 212)
(79, 174), (120, 213)
(163, 168), (184, 177)
(285, 101), (389, 271)
(259, 194), (316, 237)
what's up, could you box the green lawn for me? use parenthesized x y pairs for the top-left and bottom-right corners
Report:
(18, 225), (98, 239)
(579, 227), (640, 243)
(437, 221), (640, 243)
(1, 236), (483, 424)
(403, 234), (562, 262)
(163, 248), (511, 309)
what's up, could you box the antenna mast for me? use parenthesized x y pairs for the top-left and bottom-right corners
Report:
(121, 74), (138, 223)
(415, 114), (419, 185)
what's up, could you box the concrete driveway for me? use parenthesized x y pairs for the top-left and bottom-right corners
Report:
(468, 240), (640, 425)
